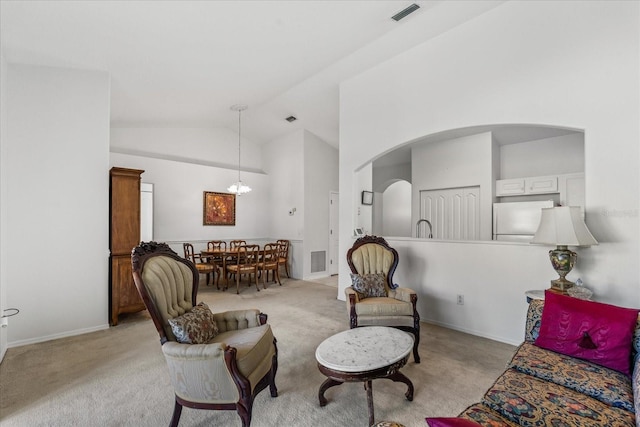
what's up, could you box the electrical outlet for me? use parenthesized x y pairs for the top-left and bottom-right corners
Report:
(457, 294), (464, 305)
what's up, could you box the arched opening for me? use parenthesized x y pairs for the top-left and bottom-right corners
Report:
(371, 180), (412, 237)
(364, 124), (585, 241)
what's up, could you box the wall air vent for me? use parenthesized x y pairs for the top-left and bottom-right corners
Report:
(391, 3), (420, 21)
(310, 251), (326, 273)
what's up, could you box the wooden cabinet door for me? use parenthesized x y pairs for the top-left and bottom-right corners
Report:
(110, 168), (143, 255)
(111, 255), (143, 325)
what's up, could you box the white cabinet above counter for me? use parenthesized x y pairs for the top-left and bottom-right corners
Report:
(496, 175), (558, 196)
(496, 173), (585, 210)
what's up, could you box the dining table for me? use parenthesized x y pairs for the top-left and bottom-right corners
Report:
(201, 245), (262, 291)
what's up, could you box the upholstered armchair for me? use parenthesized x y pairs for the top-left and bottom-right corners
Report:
(345, 235), (420, 363)
(131, 241), (278, 427)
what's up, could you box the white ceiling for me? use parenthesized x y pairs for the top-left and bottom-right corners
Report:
(0, 0), (506, 147)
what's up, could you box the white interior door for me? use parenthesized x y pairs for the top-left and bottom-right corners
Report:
(140, 183), (153, 242)
(329, 191), (339, 275)
(420, 186), (480, 240)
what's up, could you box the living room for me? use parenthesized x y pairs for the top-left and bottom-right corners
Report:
(1, 1), (638, 425)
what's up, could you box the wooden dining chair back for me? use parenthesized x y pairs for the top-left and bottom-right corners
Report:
(183, 242), (220, 288)
(206, 240), (227, 270)
(207, 240), (227, 252)
(258, 243), (281, 289)
(230, 240), (247, 249)
(226, 244), (260, 294)
(276, 240), (290, 278)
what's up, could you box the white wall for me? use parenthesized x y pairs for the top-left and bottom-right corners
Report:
(109, 152), (270, 256)
(411, 132), (494, 240)
(263, 130), (305, 278)
(0, 51), (8, 361)
(339, 1), (640, 345)
(372, 163), (411, 191)
(262, 129), (339, 279)
(5, 64), (111, 346)
(111, 127), (263, 173)
(304, 130), (339, 279)
(263, 130), (305, 241)
(500, 133), (584, 179)
(382, 181), (412, 237)
(354, 163), (373, 235)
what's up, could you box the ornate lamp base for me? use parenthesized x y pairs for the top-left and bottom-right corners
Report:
(550, 278), (575, 294)
(548, 245), (577, 295)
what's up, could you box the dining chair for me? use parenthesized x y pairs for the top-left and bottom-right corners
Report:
(207, 240), (228, 286)
(206, 240), (227, 265)
(227, 240), (247, 285)
(230, 240), (247, 249)
(226, 244), (260, 294)
(207, 240), (227, 252)
(183, 243), (220, 288)
(258, 243), (281, 289)
(276, 240), (290, 278)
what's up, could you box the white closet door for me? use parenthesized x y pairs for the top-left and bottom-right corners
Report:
(419, 186), (480, 240)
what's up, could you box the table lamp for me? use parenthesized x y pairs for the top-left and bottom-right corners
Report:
(530, 206), (598, 294)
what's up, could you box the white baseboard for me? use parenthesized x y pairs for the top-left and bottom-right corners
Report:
(303, 272), (332, 281)
(8, 324), (110, 349)
(421, 318), (521, 347)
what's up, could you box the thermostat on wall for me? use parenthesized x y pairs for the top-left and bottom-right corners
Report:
(354, 228), (364, 236)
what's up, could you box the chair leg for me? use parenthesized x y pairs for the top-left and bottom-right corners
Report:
(275, 267), (281, 286)
(254, 270), (260, 292)
(169, 399), (182, 427)
(237, 398), (252, 427)
(269, 348), (279, 397)
(284, 261), (290, 278)
(412, 327), (421, 363)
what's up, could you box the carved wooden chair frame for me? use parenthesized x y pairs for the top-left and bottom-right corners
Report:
(346, 235), (421, 363)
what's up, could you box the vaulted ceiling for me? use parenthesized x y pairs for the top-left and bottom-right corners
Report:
(0, 1), (506, 147)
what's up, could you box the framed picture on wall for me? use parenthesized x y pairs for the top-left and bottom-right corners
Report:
(361, 191), (373, 205)
(203, 191), (236, 225)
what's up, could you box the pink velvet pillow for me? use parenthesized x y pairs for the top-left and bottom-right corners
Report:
(425, 418), (482, 427)
(535, 290), (639, 375)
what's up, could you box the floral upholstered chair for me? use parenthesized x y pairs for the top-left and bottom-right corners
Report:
(345, 235), (420, 363)
(131, 241), (278, 427)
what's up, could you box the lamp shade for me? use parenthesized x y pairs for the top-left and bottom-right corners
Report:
(531, 206), (598, 246)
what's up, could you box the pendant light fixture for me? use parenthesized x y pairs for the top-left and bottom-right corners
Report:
(227, 104), (252, 195)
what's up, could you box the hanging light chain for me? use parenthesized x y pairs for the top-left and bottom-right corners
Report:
(237, 107), (242, 183)
(228, 104), (251, 195)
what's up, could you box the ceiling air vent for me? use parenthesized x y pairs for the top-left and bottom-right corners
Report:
(285, 116), (297, 122)
(391, 3), (420, 21)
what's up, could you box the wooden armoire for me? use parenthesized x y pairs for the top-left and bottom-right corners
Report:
(109, 167), (145, 325)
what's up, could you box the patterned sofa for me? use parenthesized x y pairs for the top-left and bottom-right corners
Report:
(430, 292), (640, 427)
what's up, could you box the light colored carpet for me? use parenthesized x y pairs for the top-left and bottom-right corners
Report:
(0, 278), (516, 427)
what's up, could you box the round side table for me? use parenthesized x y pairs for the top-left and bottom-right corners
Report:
(315, 326), (414, 426)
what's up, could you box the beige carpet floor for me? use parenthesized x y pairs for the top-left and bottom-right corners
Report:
(0, 278), (516, 427)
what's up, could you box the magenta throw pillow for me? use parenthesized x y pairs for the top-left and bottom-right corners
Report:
(425, 418), (482, 427)
(534, 290), (639, 375)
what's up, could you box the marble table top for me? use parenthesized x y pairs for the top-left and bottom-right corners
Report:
(315, 326), (414, 373)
